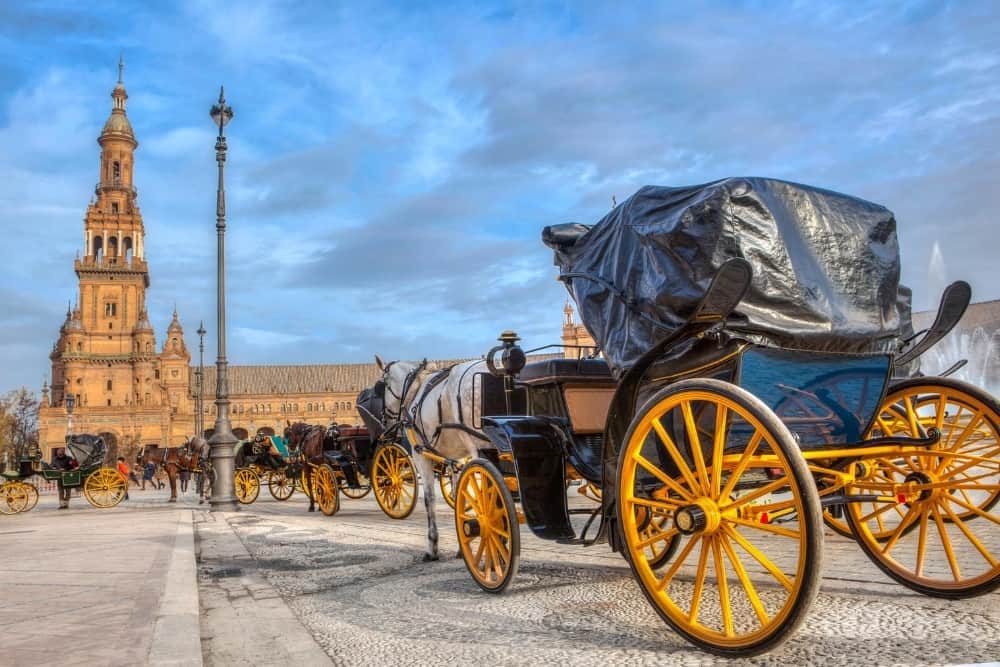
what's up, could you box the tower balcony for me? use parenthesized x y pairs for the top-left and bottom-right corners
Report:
(75, 255), (148, 272)
(95, 179), (137, 199)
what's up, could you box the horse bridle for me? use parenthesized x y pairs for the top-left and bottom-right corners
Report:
(379, 359), (428, 429)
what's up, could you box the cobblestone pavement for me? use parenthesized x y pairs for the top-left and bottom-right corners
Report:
(197, 492), (1000, 667)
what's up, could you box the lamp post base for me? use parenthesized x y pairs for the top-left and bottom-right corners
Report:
(208, 428), (240, 512)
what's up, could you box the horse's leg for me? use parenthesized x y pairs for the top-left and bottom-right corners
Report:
(168, 464), (178, 502)
(413, 454), (439, 561)
(302, 461), (316, 512)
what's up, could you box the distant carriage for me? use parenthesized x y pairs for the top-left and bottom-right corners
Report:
(283, 422), (376, 516)
(1, 435), (127, 513)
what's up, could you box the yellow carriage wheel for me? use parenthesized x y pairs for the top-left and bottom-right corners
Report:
(83, 468), (128, 508)
(372, 443), (418, 520)
(846, 378), (1000, 598)
(439, 471), (456, 509)
(617, 379), (823, 657)
(234, 468), (260, 504)
(0, 482), (29, 515)
(455, 459), (520, 593)
(267, 470), (295, 501)
(22, 482), (39, 512)
(313, 464), (341, 516)
(341, 471), (372, 500)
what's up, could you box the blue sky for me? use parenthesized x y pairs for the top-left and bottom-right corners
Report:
(1, 1), (998, 393)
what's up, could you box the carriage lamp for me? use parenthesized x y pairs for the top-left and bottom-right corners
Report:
(486, 330), (527, 377)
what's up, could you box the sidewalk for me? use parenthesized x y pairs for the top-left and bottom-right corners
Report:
(0, 489), (201, 666)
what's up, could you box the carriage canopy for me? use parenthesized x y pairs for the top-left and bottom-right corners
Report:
(545, 177), (905, 377)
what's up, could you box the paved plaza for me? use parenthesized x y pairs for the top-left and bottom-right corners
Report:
(1, 485), (998, 666)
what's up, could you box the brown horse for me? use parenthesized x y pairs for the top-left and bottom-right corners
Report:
(138, 439), (210, 503)
(283, 422), (327, 513)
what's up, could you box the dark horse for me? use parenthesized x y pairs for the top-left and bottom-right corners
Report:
(138, 438), (210, 503)
(283, 422), (331, 513)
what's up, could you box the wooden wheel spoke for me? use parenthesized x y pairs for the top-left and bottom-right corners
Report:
(711, 536), (734, 637)
(636, 525), (679, 550)
(914, 506), (930, 577)
(719, 432), (763, 501)
(633, 453), (695, 501)
(651, 420), (701, 496)
(688, 537), (712, 624)
(931, 504), (962, 581)
(859, 500), (905, 525)
(720, 476), (790, 512)
(944, 494), (1000, 526)
(722, 525), (794, 592)
(728, 517), (801, 539)
(879, 506), (920, 555)
(711, 404), (728, 498)
(628, 496), (682, 512)
(939, 498), (999, 567)
(657, 535), (701, 592)
(719, 532), (769, 627)
(681, 401), (711, 494)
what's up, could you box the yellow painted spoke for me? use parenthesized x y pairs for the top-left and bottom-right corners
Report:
(878, 506), (919, 555)
(719, 533), (769, 627)
(712, 536), (734, 637)
(688, 536), (712, 624)
(859, 500), (906, 525)
(903, 395), (922, 439)
(720, 476), (790, 512)
(636, 525), (679, 550)
(657, 535), (701, 591)
(948, 412), (985, 454)
(633, 453), (695, 501)
(939, 499), (999, 567)
(628, 496), (683, 512)
(945, 494), (1000, 526)
(728, 517), (801, 539)
(723, 524), (794, 592)
(932, 504), (962, 581)
(652, 420), (702, 495)
(719, 432), (764, 500)
(681, 401), (711, 494)
(712, 404), (728, 497)
(915, 506), (930, 577)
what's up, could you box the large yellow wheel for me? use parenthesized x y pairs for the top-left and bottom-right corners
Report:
(617, 379), (823, 657)
(314, 464), (341, 516)
(234, 468), (260, 504)
(846, 378), (1000, 598)
(372, 443), (418, 520)
(439, 471), (456, 509)
(455, 459), (520, 593)
(83, 468), (128, 508)
(341, 471), (372, 500)
(1, 482), (29, 515)
(267, 470), (295, 501)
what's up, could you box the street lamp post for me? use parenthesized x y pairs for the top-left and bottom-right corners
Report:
(196, 321), (206, 439)
(65, 392), (75, 439)
(207, 86), (239, 511)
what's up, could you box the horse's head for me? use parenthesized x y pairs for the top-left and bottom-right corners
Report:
(283, 422), (308, 449)
(373, 354), (428, 424)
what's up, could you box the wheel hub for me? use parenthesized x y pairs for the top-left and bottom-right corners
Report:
(902, 471), (936, 502)
(462, 518), (481, 538)
(674, 498), (721, 535)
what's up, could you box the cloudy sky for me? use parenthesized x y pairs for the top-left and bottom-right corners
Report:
(1, 1), (998, 393)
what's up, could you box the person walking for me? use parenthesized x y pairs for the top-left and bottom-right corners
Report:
(142, 461), (155, 490)
(52, 447), (76, 509)
(116, 457), (130, 500)
(179, 468), (191, 493)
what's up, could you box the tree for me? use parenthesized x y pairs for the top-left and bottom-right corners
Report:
(0, 388), (39, 463)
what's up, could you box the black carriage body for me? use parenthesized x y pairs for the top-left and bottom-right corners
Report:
(322, 426), (374, 488)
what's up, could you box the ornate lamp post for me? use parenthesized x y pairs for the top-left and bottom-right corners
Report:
(65, 392), (75, 439)
(196, 321), (206, 439)
(208, 87), (239, 511)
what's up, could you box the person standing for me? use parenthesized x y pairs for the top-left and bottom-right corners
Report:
(116, 457), (130, 500)
(143, 461), (155, 490)
(52, 447), (75, 509)
(179, 468), (191, 493)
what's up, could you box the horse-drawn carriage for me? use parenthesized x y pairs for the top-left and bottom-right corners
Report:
(282, 422), (377, 516)
(1, 434), (128, 513)
(232, 434), (303, 504)
(368, 178), (1000, 656)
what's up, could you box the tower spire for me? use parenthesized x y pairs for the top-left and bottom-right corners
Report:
(118, 53), (124, 84)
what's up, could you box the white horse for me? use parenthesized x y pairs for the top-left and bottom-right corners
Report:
(374, 354), (490, 561)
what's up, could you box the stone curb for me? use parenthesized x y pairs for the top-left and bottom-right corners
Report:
(149, 510), (203, 666)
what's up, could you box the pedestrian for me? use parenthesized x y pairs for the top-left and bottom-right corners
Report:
(52, 447), (76, 509)
(143, 461), (155, 490)
(156, 471), (165, 490)
(179, 468), (191, 493)
(116, 457), (130, 500)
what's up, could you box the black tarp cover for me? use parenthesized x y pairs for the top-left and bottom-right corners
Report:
(547, 178), (903, 377)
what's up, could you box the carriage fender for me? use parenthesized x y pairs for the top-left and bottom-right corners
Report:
(481, 416), (575, 541)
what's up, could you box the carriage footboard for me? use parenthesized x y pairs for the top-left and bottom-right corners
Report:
(481, 416), (575, 541)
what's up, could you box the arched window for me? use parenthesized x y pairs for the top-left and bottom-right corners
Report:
(93, 236), (103, 260)
(145, 342), (151, 354)
(112, 161), (121, 180)
(307, 403), (313, 412)
(107, 380), (112, 391)
(124, 237), (133, 262)
(76, 342), (82, 352)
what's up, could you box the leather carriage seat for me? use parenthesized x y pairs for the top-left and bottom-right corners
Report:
(518, 357), (612, 383)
